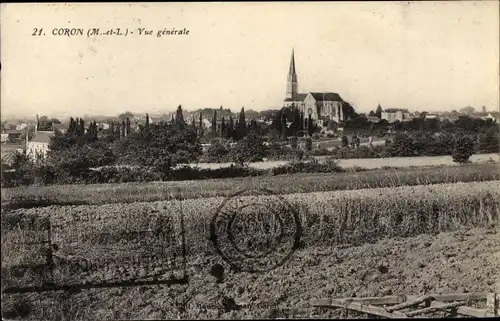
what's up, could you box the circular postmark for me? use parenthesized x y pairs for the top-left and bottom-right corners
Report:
(209, 188), (301, 272)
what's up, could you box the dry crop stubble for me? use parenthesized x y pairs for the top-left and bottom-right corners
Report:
(2, 181), (499, 275)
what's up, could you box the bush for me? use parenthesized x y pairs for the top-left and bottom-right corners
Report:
(453, 135), (475, 163)
(202, 140), (231, 163)
(305, 137), (312, 151)
(478, 129), (500, 153)
(272, 158), (343, 175)
(230, 131), (267, 165)
(341, 136), (349, 148)
(310, 148), (332, 156)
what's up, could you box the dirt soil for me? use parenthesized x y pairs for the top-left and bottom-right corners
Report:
(2, 227), (499, 320)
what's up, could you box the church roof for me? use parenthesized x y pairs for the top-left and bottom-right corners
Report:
(309, 92), (344, 102)
(30, 131), (54, 143)
(285, 92), (344, 102)
(284, 93), (308, 102)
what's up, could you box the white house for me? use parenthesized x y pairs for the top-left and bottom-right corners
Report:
(16, 123), (28, 131)
(26, 115), (55, 160)
(381, 109), (413, 123)
(26, 130), (54, 160)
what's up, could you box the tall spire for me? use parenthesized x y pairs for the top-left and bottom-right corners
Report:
(288, 48), (296, 75)
(286, 48), (298, 100)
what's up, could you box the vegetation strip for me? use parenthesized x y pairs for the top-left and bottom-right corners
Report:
(2, 163), (499, 209)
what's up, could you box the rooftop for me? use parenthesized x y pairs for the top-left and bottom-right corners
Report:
(285, 92), (343, 102)
(30, 131), (55, 143)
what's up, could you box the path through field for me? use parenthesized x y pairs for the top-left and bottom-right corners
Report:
(3, 227), (499, 319)
(188, 153), (499, 170)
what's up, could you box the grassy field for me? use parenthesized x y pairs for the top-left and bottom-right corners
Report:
(2, 163), (499, 209)
(3, 180), (499, 264)
(3, 180), (499, 266)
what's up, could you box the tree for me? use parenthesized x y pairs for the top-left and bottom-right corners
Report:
(478, 128), (499, 153)
(119, 111), (134, 122)
(305, 137), (312, 151)
(109, 122), (115, 141)
(38, 116), (59, 131)
(79, 118), (85, 136)
(113, 121), (202, 176)
(452, 134), (475, 163)
(281, 112), (288, 140)
(175, 105), (185, 125)
(212, 110), (217, 134)
(126, 117), (131, 136)
(221, 117), (226, 137)
(230, 131), (267, 165)
(341, 135), (349, 148)
(369, 110), (376, 116)
(235, 107), (247, 140)
(307, 114), (313, 136)
(205, 140), (230, 163)
(271, 110), (283, 137)
(459, 106), (475, 115)
(198, 112), (204, 137)
(375, 104), (383, 118)
(47, 123), (117, 182)
(228, 114), (234, 139)
(115, 122), (121, 139)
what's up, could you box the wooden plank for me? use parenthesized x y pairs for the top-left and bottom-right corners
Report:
(328, 299), (409, 318)
(337, 296), (407, 306)
(386, 295), (434, 312)
(311, 297), (406, 308)
(405, 301), (466, 317)
(455, 306), (496, 318)
(432, 292), (486, 302)
(486, 293), (498, 316)
(426, 301), (495, 318)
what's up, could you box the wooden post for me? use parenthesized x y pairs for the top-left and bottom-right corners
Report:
(486, 293), (498, 316)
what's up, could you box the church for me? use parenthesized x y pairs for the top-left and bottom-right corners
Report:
(283, 49), (347, 128)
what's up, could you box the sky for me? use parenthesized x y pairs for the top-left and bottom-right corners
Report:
(1, 1), (499, 119)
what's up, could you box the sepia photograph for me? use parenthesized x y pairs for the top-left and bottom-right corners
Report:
(1, 1), (499, 319)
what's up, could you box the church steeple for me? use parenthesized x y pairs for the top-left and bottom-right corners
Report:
(286, 48), (298, 99)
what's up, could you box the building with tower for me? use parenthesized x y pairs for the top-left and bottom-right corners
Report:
(283, 49), (348, 127)
(26, 114), (55, 161)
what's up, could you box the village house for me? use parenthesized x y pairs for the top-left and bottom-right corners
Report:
(479, 112), (500, 123)
(1, 129), (23, 144)
(381, 108), (413, 123)
(282, 49), (347, 127)
(365, 115), (381, 123)
(16, 122), (28, 131)
(26, 116), (55, 160)
(424, 113), (440, 120)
